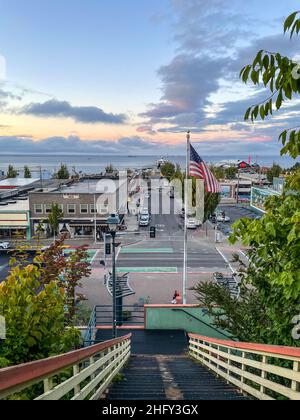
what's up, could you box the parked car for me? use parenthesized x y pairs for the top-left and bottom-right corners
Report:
(0, 242), (11, 250)
(139, 214), (150, 227)
(217, 211), (231, 223)
(141, 208), (150, 217)
(186, 219), (198, 229)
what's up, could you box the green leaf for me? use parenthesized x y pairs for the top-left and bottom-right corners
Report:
(284, 12), (298, 33)
(276, 90), (283, 110)
(263, 54), (269, 70)
(242, 65), (251, 83)
(244, 107), (251, 121)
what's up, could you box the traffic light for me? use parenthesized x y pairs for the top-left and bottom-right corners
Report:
(211, 214), (217, 224)
(150, 226), (156, 239)
(105, 243), (111, 255)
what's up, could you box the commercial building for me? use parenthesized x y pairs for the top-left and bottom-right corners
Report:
(0, 198), (31, 240)
(250, 177), (286, 214)
(29, 178), (127, 240)
(220, 174), (269, 204)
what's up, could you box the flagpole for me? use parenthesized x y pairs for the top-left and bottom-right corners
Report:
(183, 131), (190, 305)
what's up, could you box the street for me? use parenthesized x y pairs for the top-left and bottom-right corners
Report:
(117, 212), (226, 273)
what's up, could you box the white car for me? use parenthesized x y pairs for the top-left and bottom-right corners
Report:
(141, 208), (150, 216)
(0, 242), (10, 250)
(217, 215), (231, 223)
(139, 214), (150, 227)
(187, 219), (198, 229)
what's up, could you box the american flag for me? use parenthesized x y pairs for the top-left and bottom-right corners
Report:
(189, 144), (221, 193)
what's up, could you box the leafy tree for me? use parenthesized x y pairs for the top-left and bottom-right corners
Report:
(194, 171), (300, 346)
(285, 162), (300, 174)
(172, 167), (220, 222)
(6, 165), (18, 178)
(204, 190), (221, 222)
(210, 166), (225, 181)
(38, 237), (92, 323)
(266, 163), (282, 183)
(0, 262), (81, 367)
(34, 222), (45, 247)
(192, 281), (270, 343)
(225, 166), (238, 180)
(240, 11), (300, 158)
(24, 166), (32, 179)
(105, 164), (114, 174)
(160, 162), (176, 181)
(55, 164), (70, 180)
(48, 203), (64, 240)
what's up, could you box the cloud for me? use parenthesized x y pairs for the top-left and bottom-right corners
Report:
(140, 0), (300, 149)
(1, 134), (297, 159)
(20, 99), (127, 124)
(141, 54), (226, 124)
(0, 135), (161, 155)
(136, 126), (157, 135)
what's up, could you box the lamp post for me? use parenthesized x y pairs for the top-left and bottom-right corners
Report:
(107, 214), (120, 338)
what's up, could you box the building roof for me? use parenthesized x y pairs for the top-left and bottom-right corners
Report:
(39, 178), (127, 195)
(0, 178), (40, 188)
(0, 198), (29, 212)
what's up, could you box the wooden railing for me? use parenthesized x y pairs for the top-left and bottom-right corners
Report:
(0, 334), (131, 400)
(189, 334), (300, 400)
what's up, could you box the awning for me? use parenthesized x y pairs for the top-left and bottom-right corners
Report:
(68, 221), (108, 227)
(0, 226), (27, 230)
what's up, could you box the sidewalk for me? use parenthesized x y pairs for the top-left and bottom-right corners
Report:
(124, 213), (139, 232)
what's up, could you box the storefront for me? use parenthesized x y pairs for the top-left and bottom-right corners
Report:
(0, 211), (31, 240)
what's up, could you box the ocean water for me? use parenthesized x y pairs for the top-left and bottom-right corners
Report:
(0, 154), (298, 177)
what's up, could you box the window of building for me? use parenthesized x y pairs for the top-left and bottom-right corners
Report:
(34, 204), (43, 215)
(90, 204), (97, 214)
(99, 206), (108, 215)
(80, 204), (89, 214)
(68, 204), (76, 214)
(44, 204), (52, 214)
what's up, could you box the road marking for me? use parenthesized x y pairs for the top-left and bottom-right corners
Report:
(117, 267), (178, 273)
(90, 249), (99, 265)
(215, 247), (236, 274)
(120, 248), (174, 254)
(239, 250), (250, 261)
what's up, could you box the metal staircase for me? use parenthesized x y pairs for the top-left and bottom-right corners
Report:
(214, 273), (240, 298)
(106, 272), (135, 299)
(106, 355), (247, 400)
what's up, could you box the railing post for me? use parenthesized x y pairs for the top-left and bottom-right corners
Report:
(90, 356), (96, 380)
(260, 356), (267, 396)
(241, 352), (246, 384)
(43, 377), (53, 394)
(226, 349), (231, 383)
(73, 365), (81, 396)
(292, 361), (300, 392)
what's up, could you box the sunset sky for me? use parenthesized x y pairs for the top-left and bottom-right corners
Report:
(0, 0), (300, 156)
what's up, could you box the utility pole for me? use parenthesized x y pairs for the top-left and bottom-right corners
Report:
(183, 131), (190, 305)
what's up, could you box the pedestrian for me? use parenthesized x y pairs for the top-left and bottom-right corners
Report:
(171, 290), (179, 305)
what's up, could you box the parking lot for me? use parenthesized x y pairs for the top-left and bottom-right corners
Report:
(216, 205), (261, 236)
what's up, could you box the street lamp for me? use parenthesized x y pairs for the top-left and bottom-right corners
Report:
(107, 214), (120, 338)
